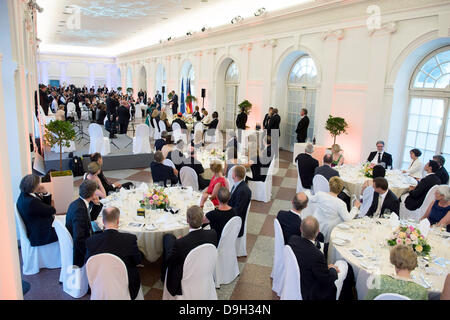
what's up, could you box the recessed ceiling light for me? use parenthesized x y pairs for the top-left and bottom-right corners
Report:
(184, 8), (191, 10)
(162, 17), (168, 20)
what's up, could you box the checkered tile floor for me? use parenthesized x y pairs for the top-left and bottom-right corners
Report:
(23, 150), (298, 300)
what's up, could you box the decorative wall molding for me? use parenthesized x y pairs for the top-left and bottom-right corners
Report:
(321, 29), (344, 41)
(262, 39), (278, 48)
(368, 21), (398, 36)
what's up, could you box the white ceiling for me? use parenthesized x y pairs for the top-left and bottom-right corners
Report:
(36, 0), (313, 56)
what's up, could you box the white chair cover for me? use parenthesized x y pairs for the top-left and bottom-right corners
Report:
(296, 166), (310, 193)
(280, 245), (302, 300)
(15, 210), (61, 275)
(67, 102), (77, 120)
(248, 159), (276, 203)
(194, 122), (204, 133)
(81, 110), (90, 121)
(374, 293), (411, 300)
(418, 218), (431, 237)
(132, 124), (151, 154)
(172, 122), (183, 143)
(236, 204), (251, 257)
(159, 120), (167, 133)
(180, 166), (199, 191)
(312, 174), (330, 195)
(163, 158), (176, 169)
(204, 129), (219, 143)
(271, 218), (285, 296)
(86, 253), (131, 300)
(153, 118), (161, 140)
(400, 185), (438, 222)
(52, 218), (89, 298)
(88, 123), (110, 156)
(227, 166), (235, 192)
(358, 186), (374, 218)
(215, 216), (242, 288)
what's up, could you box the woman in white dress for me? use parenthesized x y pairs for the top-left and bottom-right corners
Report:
(402, 148), (423, 180)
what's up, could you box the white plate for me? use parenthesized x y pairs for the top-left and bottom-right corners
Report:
(144, 224), (158, 231)
(337, 223), (351, 230)
(333, 238), (350, 246)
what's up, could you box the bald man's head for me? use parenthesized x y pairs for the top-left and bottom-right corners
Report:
(300, 216), (320, 240)
(292, 192), (308, 212)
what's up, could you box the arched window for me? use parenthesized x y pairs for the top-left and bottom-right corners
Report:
(225, 61), (239, 129)
(286, 56), (317, 150)
(402, 47), (450, 169)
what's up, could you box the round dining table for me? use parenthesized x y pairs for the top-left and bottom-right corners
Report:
(334, 164), (418, 198)
(328, 217), (450, 300)
(97, 184), (215, 262)
(196, 147), (249, 180)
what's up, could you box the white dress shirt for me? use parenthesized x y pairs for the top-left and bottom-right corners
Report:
(373, 190), (388, 217)
(405, 159), (423, 179)
(371, 151), (384, 165)
(309, 191), (358, 242)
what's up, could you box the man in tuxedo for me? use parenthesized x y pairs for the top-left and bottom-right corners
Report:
(236, 107), (247, 131)
(267, 108), (281, 137)
(296, 143), (319, 189)
(263, 107), (273, 130)
(155, 131), (169, 151)
(315, 154), (340, 181)
(106, 92), (119, 138)
(173, 113), (188, 130)
(162, 206), (217, 296)
(288, 216), (348, 300)
(150, 151), (179, 186)
(117, 101), (130, 134)
(366, 177), (400, 217)
(169, 90), (179, 115)
(85, 207), (142, 300)
(36, 84), (50, 116)
(229, 166), (252, 238)
(295, 108), (310, 143)
(367, 140), (393, 169)
(433, 155), (449, 185)
(155, 90), (162, 110)
(16, 174), (58, 246)
(404, 160), (441, 211)
(65, 180), (104, 267)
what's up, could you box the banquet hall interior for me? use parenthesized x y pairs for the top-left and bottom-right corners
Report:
(1, 0), (450, 302)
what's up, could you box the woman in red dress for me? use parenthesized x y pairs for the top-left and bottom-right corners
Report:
(200, 161), (229, 207)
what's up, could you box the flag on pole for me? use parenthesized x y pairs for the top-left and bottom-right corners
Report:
(186, 79), (192, 114)
(180, 78), (186, 114)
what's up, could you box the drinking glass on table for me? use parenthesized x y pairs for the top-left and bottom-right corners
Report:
(166, 179), (172, 188)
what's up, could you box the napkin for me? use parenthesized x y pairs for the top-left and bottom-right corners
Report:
(138, 183), (148, 192)
(390, 212), (400, 228)
(334, 232), (353, 242)
(155, 212), (176, 225)
(418, 219), (430, 237)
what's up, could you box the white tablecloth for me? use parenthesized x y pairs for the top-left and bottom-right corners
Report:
(196, 148), (249, 180)
(328, 218), (450, 300)
(97, 184), (215, 262)
(335, 164), (418, 198)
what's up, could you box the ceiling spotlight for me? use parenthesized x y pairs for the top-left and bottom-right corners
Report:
(167, 37), (172, 41)
(254, 8), (266, 16)
(231, 16), (243, 24)
(186, 31), (193, 36)
(201, 26), (208, 32)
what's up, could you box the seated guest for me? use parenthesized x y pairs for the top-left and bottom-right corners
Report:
(150, 151), (178, 187)
(246, 135), (274, 182)
(296, 143), (319, 189)
(404, 160), (441, 211)
(330, 144), (344, 167)
(402, 148), (423, 180)
(206, 111), (219, 130)
(16, 174), (58, 246)
(167, 140), (189, 171)
(361, 164), (386, 194)
(365, 245), (428, 300)
(433, 155), (449, 185)
(229, 165), (252, 238)
(90, 153), (133, 194)
(84, 162), (107, 199)
(161, 136), (175, 159)
(182, 143), (210, 190)
(201, 109), (211, 125)
(367, 140), (393, 169)
(55, 105), (66, 121)
(366, 177), (400, 217)
(200, 161), (229, 207)
(192, 106), (202, 122)
(420, 185), (450, 229)
(155, 131), (169, 151)
(85, 207), (142, 300)
(160, 111), (172, 132)
(288, 216), (349, 300)
(162, 206), (217, 296)
(277, 192), (309, 244)
(172, 112), (187, 130)
(203, 187), (236, 243)
(96, 103), (107, 125)
(66, 180), (103, 267)
(315, 154), (340, 181)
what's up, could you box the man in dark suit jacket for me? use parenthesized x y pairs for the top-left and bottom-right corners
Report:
(36, 85), (50, 115)
(16, 174), (58, 246)
(66, 180), (103, 267)
(155, 91), (162, 109)
(263, 107), (273, 130)
(277, 192), (308, 245)
(296, 144), (319, 189)
(154, 131), (169, 151)
(405, 160), (441, 211)
(182, 146), (210, 190)
(229, 166), (252, 238)
(169, 91), (179, 115)
(162, 206), (217, 296)
(433, 155), (449, 185)
(366, 177), (400, 217)
(117, 102), (130, 134)
(151, 151), (179, 186)
(367, 140), (393, 169)
(267, 108), (281, 137)
(315, 154), (340, 181)
(295, 108), (310, 143)
(85, 207), (142, 300)
(236, 108), (247, 130)
(288, 216), (348, 300)
(173, 113), (188, 130)
(106, 93), (119, 138)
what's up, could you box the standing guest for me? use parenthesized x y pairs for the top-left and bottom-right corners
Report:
(83, 162), (107, 199)
(366, 177), (400, 217)
(288, 216), (349, 300)
(330, 144), (344, 167)
(263, 107), (273, 130)
(267, 108), (281, 137)
(203, 187), (236, 243)
(155, 131), (169, 151)
(236, 106), (248, 131)
(420, 185), (450, 229)
(16, 174), (58, 246)
(96, 103), (107, 125)
(200, 161), (229, 207)
(169, 90), (179, 115)
(155, 90), (162, 110)
(295, 108), (309, 143)
(296, 143), (319, 189)
(365, 245), (428, 300)
(433, 155), (449, 185)
(150, 151), (178, 187)
(402, 149), (423, 179)
(367, 140), (393, 169)
(162, 206), (217, 295)
(315, 154), (340, 181)
(36, 84), (50, 115)
(404, 160), (441, 211)
(85, 207), (142, 300)
(106, 92), (119, 139)
(229, 166), (252, 238)
(65, 180), (103, 267)
(117, 101), (130, 134)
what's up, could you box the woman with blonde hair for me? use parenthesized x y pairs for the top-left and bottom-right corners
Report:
(160, 111), (172, 132)
(55, 105), (65, 121)
(330, 144), (344, 167)
(199, 161), (229, 208)
(83, 161), (107, 199)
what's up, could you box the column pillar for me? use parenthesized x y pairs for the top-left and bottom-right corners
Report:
(60, 62), (68, 86)
(88, 63), (95, 88)
(40, 61), (49, 85)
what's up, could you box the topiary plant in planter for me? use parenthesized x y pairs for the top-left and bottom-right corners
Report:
(238, 100), (252, 115)
(44, 120), (76, 173)
(325, 115), (348, 145)
(185, 95), (197, 105)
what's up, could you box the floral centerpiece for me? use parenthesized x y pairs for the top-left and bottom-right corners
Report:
(210, 149), (226, 161)
(387, 225), (431, 256)
(173, 113), (194, 125)
(361, 162), (376, 178)
(139, 188), (169, 210)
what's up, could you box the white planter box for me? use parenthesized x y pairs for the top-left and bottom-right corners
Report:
(51, 172), (74, 214)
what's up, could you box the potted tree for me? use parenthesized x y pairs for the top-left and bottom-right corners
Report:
(126, 87), (134, 96)
(168, 91), (174, 100)
(185, 95), (197, 106)
(44, 120), (76, 214)
(117, 86), (122, 92)
(325, 115), (348, 145)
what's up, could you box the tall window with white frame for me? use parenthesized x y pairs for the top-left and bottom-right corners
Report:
(402, 47), (450, 170)
(286, 55), (317, 151)
(225, 61), (239, 130)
